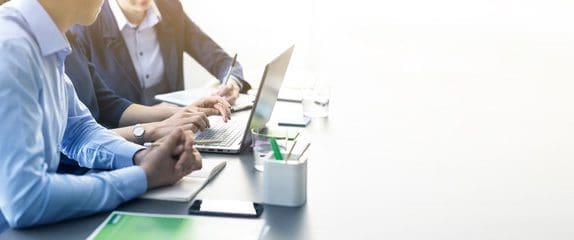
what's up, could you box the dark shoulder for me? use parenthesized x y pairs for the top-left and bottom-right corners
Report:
(156, 0), (184, 10)
(71, 1), (111, 36)
(156, 0), (185, 19)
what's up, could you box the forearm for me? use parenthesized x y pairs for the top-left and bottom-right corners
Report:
(1, 167), (146, 228)
(112, 121), (161, 143)
(118, 104), (179, 127)
(61, 105), (144, 169)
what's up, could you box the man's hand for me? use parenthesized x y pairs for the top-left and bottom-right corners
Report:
(141, 96), (232, 142)
(214, 80), (240, 105)
(186, 96), (231, 122)
(136, 129), (202, 190)
(146, 110), (209, 141)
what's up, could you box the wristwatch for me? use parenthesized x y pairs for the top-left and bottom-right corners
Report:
(132, 124), (145, 145)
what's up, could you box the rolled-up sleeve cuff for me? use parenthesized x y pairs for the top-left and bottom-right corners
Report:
(106, 99), (132, 128)
(230, 76), (251, 93)
(114, 166), (148, 199)
(230, 76), (243, 89)
(111, 141), (145, 169)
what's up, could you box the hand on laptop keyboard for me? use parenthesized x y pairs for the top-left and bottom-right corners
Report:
(146, 111), (209, 141)
(185, 96), (232, 122)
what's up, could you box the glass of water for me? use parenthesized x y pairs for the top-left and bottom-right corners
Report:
(251, 129), (286, 172)
(302, 86), (330, 118)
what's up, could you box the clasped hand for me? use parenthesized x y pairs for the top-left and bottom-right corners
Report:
(134, 128), (202, 189)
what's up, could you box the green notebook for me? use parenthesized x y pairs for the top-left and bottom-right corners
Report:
(88, 211), (263, 240)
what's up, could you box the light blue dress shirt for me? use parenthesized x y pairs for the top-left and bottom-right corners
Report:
(0, 0), (147, 230)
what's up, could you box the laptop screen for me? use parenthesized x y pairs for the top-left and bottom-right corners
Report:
(249, 45), (294, 131)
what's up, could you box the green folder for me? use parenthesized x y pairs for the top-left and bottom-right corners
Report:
(88, 211), (263, 240)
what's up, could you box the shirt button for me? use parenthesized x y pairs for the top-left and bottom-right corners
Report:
(139, 52), (143, 56)
(146, 74), (150, 79)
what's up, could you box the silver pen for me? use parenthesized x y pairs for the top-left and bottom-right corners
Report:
(222, 53), (238, 86)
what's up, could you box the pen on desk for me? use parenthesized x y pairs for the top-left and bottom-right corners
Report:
(222, 53), (238, 86)
(230, 104), (252, 113)
(144, 140), (221, 148)
(144, 142), (159, 148)
(270, 137), (284, 160)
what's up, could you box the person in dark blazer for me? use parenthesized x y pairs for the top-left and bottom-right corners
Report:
(71, 0), (250, 106)
(59, 31), (232, 174)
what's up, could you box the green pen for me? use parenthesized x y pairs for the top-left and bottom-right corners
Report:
(269, 137), (283, 160)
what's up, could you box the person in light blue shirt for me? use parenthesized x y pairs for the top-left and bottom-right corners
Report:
(0, 0), (202, 231)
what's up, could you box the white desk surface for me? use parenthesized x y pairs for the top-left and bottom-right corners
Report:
(3, 94), (574, 239)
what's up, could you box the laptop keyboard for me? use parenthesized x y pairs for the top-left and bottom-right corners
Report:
(195, 117), (245, 147)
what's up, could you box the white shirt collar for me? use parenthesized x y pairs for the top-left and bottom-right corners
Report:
(109, 0), (161, 30)
(9, 0), (70, 57)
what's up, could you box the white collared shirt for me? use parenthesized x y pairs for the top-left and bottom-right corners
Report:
(109, 0), (165, 89)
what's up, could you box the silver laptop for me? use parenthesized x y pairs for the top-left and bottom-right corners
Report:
(194, 45), (294, 153)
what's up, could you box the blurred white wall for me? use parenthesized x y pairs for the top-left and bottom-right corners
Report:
(181, 0), (574, 119)
(181, 0), (574, 94)
(181, 0), (574, 168)
(181, 0), (314, 89)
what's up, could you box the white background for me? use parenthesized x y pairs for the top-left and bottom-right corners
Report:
(181, 0), (574, 239)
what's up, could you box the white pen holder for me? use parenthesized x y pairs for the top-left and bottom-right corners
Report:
(262, 155), (307, 207)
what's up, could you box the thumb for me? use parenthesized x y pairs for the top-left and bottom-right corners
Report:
(159, 128), (183, 151)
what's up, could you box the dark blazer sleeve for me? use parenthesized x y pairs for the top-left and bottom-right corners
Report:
(90, 63), (132, 128)
(68, 29), (133, 128)
(180, 5), (251, 92)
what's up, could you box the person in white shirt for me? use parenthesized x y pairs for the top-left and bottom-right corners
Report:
(72, 0), (251, 106)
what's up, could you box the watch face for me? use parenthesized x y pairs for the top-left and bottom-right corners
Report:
(134, 126), (145, 137)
